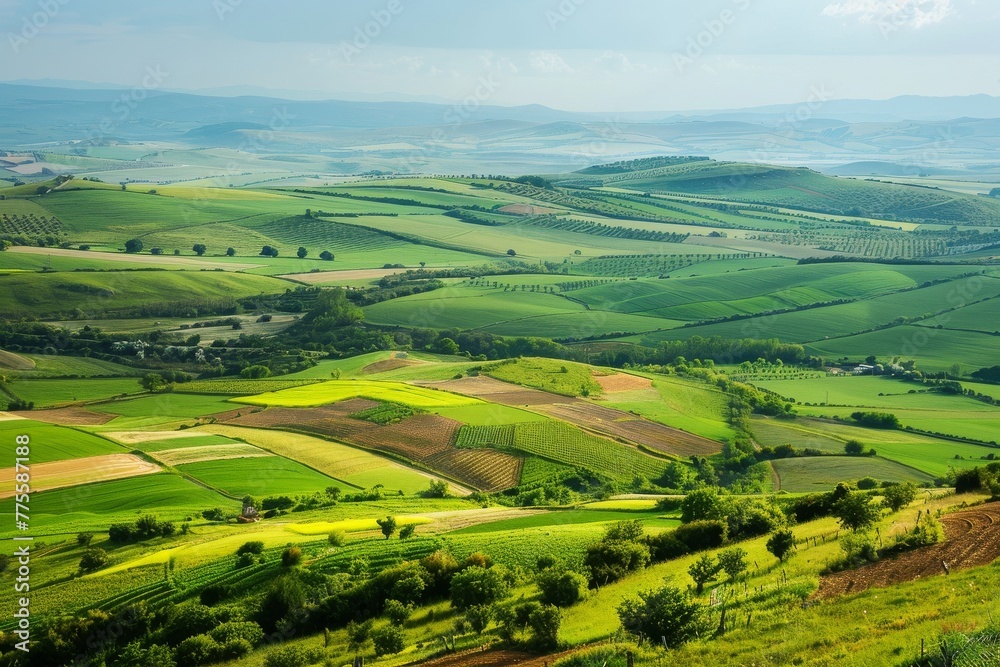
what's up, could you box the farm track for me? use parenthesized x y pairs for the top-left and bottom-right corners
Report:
(816, 504), (1000, 599)
(415, 647), (578, 667)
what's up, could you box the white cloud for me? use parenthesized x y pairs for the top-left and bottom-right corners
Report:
(822, 0), (953, 29)
(595, 51), (634, 72)
(529, 51), (572, 74)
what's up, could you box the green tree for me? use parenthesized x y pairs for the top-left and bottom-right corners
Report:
(688, 554), (721, 594)
(537, 569), (588, 607)
(371, 625), (405, 656)
(319, 250), (334, 261)
(376, 516), (398, 540)
(280, 547), (302, 566)
(192, 243), (207, 256)
(77, 532), (94, 547)
(296, 246), (308, 259)
(527, 604), (561, 649)
(346, 619), (374, 657)
(226, 247), (236, 256)
(399, 524), (416, 540)
(465, 604), (494, 634)
(617, 583), (706, 649)
(124, 238), (143, 253)
(79, 548), (109, 572)
(140, 373), (167, 392)
(681, 488), (722, 523)
(833, 492), (882, 532)
(766, 529), (796, 562)
(383, 599), (411, 625)
(845, 440), (865, 456)
(450, 566), (510, 610)
(883, 482), (918, 512)
(717, 547), (748, 583)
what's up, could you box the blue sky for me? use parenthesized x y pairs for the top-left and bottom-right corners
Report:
(2, 0), (998, 111)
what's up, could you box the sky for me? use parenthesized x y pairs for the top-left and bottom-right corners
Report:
(1, 0), (998, 112)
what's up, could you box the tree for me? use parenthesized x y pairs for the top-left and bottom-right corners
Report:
(883, 482), (919, 513)
(328, 531), (346, 547)
(0, 239), (11, 252)
(767, 529), (796, 562)
(833, 492), (882, 532)
(79, 548), (109, 572)
(192, 244), (207, 256)
(319, 250), (334, 261)
(240, 365), (272, 379)
(346, 619), (374, 657)
(717, 547), (748, 583)
(506, 249), (517, 256)
(465, 604), (494, 634)
(371, 625), (405, 656)
(399, 524), (416, 540)
(296, 246), (308, 259)
(280, 547), (302, 566)
(376, 516), (398, 540)
(77, 532), (94, 547)
(617, 583), (706, 649)
(150, 247), (163, 255)
(383, 599), (411, 625)
(226, 247), (236, 256)
(688, 554), (721, 594)
(124, 238), (143, 253)
(537, 569), (589, 607)
(681, 488), (722, 523)
(527, 604), (561, 649)
(140, 373), (167, 392)
(844, 440), (865, 456)
(450, 566), (510, 610)
(260, 245), (279, 257)
(584, 539), (650, 586)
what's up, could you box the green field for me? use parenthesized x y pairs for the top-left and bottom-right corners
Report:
(176, 456), (347, 497)
(233, 379), (481, 408)
(8, 377), (143, 407)
(0, 420), (126, 462)
(770, 456), (934, 492)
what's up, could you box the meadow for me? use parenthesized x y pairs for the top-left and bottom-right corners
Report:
(233, 379), (481, 408)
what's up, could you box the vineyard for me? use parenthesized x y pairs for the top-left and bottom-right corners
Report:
(423, 448), (523, 491)
(253, 215), (408, 252)
(455, 424), (516, 449)
(175, 378), (321, 395)
(752, 229), (950, 258)
(520, 216), (689, 243)
(575, 253), (760, 277)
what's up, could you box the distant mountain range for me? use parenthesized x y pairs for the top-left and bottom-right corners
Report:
(2, 82), (999, 177)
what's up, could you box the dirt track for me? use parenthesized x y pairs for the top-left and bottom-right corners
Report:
(416, 647), (574, 667)
(816, 504), (1000, 598)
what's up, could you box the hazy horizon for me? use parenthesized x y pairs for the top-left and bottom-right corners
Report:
(3, 0), (999, 112)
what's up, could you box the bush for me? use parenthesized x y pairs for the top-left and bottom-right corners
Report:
(767, 529), (796, 562)
(383, 599), (411, 625)
(76, 532), (94, 547)
(882, 482), (918, 512)
(79, 548), (109, 572)
(281, 547), (303, 566)
(263, 646), (307, 667)
(237, 541), (265, 556)
(617, 583), (706, 650)
(450, 566), (510, 610)
(584, 539), (650, 586)
(175, 634), (218, 666)
(372, 625), (406, 656)
(209, 621), (264, 646)
(645, 531), (689, 562)
(856, 476), (880, 490)
(537, 569), (589, 607)
(527, 604), (561, 649)
(673, 520), (727, 552)
(328, 531), (346, 547)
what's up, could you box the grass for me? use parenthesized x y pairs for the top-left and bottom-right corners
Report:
(432, 403), (548, 425)
(199, 425), (440, 494)
(770, 456), (934, 492)
(0, 420), (127, 463)
(232, 379), (481, 409)
(451, 509), (679, 534)
(485, 357), (603, 397)
(0, 270), (294, 317)
(91, 393), (240, 419)
(176, 456), (347, 497)
(8, 378), (143, 407)
(15, 354), (142, 378)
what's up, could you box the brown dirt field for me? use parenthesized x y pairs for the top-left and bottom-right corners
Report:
(419, 507), (545, 533)
(151, 444), (272, 466)
(594, 372), (652, 393)
(423, 449), (523, 492)
(0, 454), (160, 497)
(816, 504), (1000, 599)
(0, 349), (35, 370)
(497, 204), (562, 216)
(24, 407), (116, 426)
(106, 430), (216, 445)
(349, 414), (462, 460)
(361, 357), (419, 375)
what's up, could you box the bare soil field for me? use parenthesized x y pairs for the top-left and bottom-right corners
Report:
(594, 372), (652, 393)
(816, 503), (1000, 598)
(423, 449), (523, 492)
(106, 429), (217, 445)
(25, 407), (117, 426)
(0, 412), (26, 422)
(0, 453), (160, 497)
(536, 402), (721, 457)
(277, 268), (413, 284)
(0, 349), (35, 370)
(150, 444), (272, 466)
(361, 357), (420, 374)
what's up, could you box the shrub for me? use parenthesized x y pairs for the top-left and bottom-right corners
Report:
(646, 531), (689, 562)
(673, 520), (727, 552)
(767, 529), (796, 562)
(328, 531), (346, 547)
(856, 476), (880, 490)
(79, 548), (109, 572)
(281, 547), (303, 567)
(688, 554), (721, 594)
(174, 634), (218, 666)
(383, 599), (411, 625)
(372, 625), (405, 656)
(537, 569), (589, 607)
(882, 482), (918, 512)
(210, 621), (264, 646)
(617, 583), (706, 650)
(76, 532), (94, 547)
(236, 541), (265, 556)
(450, 566), (510, 610)
(264, 646), (307, 667)
(584, 539), (650, 586)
